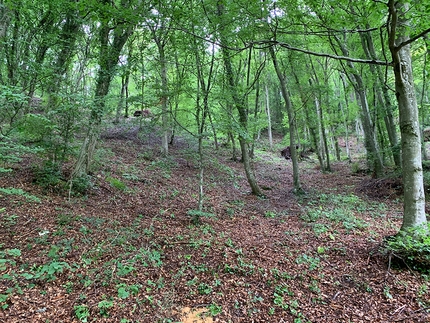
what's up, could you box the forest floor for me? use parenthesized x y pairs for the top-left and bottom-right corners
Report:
(1, 121), (430, 323)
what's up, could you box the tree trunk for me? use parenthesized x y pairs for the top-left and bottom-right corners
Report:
(71, 17), (133, 179)
(388, 0), (427, 230)
(333, 35), (384, 176)
(265, 83), (273, 150)
(361, 31), (401, 167)
(291, 68), (324, 167)
(269, 46), (303, 193)
(155, 39), (170, 155)
(217, 2), (263, 197)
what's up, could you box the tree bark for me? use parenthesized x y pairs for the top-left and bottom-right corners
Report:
(388, 0), (427, 230)
(265, 83), (273, 150)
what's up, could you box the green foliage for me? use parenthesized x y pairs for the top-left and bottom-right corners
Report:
(28, 261), (70, 281)
(56, 213), (77, 226)
(186, 209), (216, 225)
(0, 135), (42, 173)
(0, 187), (40, 203)
(295, 253), (320, 271)
(303, 194), (370, 233)
(208, 303), (222, 316)
(70, 174), (93, 195)
(32, 161), (63, 190)
(148, 157), (176, 178)
(0, 85), (28, 134)
(98, 298), (114, 317)
(384, 224), (430, 272)
(18, 113), (54, 142)
(74, 304), (90, 322)
(117, 283), (141, 299)
(106, 176), (127, 191)
(264, 210), (278, 218)
(1, 212), (18, 227)
(197, 282), (212, 295)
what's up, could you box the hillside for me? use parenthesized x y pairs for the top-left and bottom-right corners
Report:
(0, 123), (429, 323)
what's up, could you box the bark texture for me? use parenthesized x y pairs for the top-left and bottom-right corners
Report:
(388, 0), (426, 229)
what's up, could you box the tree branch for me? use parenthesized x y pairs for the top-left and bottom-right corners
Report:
(252, 40), (392, 66)
(395, 27), (430, 50)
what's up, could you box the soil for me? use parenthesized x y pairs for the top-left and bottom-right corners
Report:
(0, 123), (429, 323)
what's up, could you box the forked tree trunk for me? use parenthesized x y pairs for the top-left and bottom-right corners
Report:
(71, 18), (133, 182)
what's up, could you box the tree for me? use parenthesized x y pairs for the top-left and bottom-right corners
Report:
(269, 46), (302, 193)
(216, 0), (264, 197)
(71, 0), (136, 180)
(388, 0), (428, 230)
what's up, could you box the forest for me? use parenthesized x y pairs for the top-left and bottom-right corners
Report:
(0, 0), (430, 322)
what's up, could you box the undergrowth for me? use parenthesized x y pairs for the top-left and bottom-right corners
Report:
(382, 224), (430, 273)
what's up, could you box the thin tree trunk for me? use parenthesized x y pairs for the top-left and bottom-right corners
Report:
(333, 34), (384, 176)
(265, 83), (273, 150)
(217, 2), (263, 197)
(194, 33), (215, 211)
(269, 46), (303, 193)
(155, 39), (170, 155)
(361, 31), (401, 167)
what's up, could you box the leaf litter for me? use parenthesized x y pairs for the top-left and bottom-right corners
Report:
(0, 130), (429, 323)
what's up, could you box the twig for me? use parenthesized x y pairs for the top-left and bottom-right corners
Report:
(390, 304), (406, 316)
(411, 306), (430, 314)
(332, 291), (341, 300)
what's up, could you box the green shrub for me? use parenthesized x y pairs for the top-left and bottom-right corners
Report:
(0, 135), (42, 173)
(33, 161), (63, 190)
(383, 224), (430, 272)
(70, 174), (93, 195)
(186, 209), (216, 225)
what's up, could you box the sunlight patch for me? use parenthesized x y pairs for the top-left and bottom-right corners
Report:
(180, 307), (213, 323)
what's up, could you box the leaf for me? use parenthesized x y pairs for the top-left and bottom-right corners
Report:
(7, 249), (21, 257)
(117, 287), (130, 299)
(21, 273), (34, 279)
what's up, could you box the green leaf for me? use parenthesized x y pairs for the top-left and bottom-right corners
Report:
(117, 287), (130, 299)
(7, 249), (21, 257)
